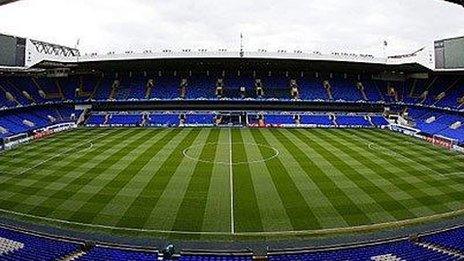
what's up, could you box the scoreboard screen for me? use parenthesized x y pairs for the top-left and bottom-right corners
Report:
(435, 36), (464, 69)
(0, 34), (26, 67)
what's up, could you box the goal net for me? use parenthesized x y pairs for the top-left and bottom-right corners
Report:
(427, 135), (457, 150)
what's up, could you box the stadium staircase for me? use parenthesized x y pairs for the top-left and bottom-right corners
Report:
(60, 249), (88, 261)
(451, 121), (462, 130)
(323, 80), (334, 100)
(0, 81), (19, 106)
(367, 116), (375, 126)
(408, 79), (420, 101)
(77, 76), (97, 99)
(432, 78), (460, 106)
(145, 79), (155, 99)
(33, 78), (46, 100)
(115, 82), (132, 100)
(330, 113), (337, 126)
(413, 240), (464, 259)
(0, 84), (20, 107)
(419, 90), (429, 105)
(425, 116), (436, 124)
(87, 77), (102, 100)
(387, 85), (399, 102)
(31, 78), (64, 100)
(373, 81), (385, 102)
(0, 126), (8, 135)
(459, 95), (464, 108)
(76, 109), (90, 125)
(416, 77), (437, 104)
(55, 80), (66, 100)
(109, 80), (120, 100)
(357, 82), (368, 100)
(141, 113), (149, 126)
(103, 114), (111, 125)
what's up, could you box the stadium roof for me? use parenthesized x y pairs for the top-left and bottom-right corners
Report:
(0, 0), (462, 7)
(0, 0), (18, 6)
(447, 0), (464, 6)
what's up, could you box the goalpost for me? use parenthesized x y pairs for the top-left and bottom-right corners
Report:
(427, 134), (457, 150)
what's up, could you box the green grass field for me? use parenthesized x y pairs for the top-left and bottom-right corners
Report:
(1, 127), (464, 241)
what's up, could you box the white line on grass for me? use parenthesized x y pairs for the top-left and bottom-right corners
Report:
(3, 205), (464, 237)
(15, 142), (94, 176)
(229, 128), (235, 234)
(182, 142), (279, 165)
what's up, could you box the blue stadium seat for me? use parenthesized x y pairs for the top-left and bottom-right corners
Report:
(0, 227), (80, 260)
(79, 246), (157, 261)
(268, 240), (453, 261)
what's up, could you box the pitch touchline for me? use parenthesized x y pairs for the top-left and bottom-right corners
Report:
(2, 206), (464, 236)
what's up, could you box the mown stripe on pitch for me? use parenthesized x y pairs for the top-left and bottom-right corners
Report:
(140, 129), (211, 231)
(375, 129), (464, 163)
(64, 129), (169, 224)
(0, 128), (105, 162)
(171, 129), (220, 232)
(286, 129), (372, 226)
(114, 129), (201, 229)
(232, 129), (264, 233)
(1, 128), (108, 164)
(0, 128), (137, 214)
(15, 129), (148, 215)
(251, 129), (322, 230)
(95, 128), (189, 228)
(361, 130), (464, 194)
(363, 130), (464, 198)
(295, 129), (400, 222)
(359, 130), (464, 182)
(320, 130), (454, 213)
(89, 128), (183, 228)
(0, 129), (85, 165)
(37, 128), (173, 220)
(352, 129), (460, 175)
(0, 128), (108, 172)
(109, 128), (193, 228)
(270, 129), (348, 228)
(241, 129), (293, 232)
(0, 129), (114, 175)
(0, 128), (113, 188)
(350, 130), (463, 209)
(370, 129), (464, 169)
(201, 129), (233, 233)
(0, 129), (124, 194)
(313, 129), (421, 220)
(327, 129), (442, 216)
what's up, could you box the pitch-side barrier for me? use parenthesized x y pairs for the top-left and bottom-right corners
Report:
(1, 122), (77, 152)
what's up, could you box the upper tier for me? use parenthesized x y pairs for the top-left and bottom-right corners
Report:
(0, 73), (463, 111)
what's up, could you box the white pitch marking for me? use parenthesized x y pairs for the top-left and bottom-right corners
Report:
(16, 142), (94, 176)
(182, 142), (279, 165)
(228, 128), (235, 235)
(2, 205), (464, 237)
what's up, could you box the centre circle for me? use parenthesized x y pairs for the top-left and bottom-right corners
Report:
(183, 142), (280, 165)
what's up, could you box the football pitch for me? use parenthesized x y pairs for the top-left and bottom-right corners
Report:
(1, 127), (464, 241)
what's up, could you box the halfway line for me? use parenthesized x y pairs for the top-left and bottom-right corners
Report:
(229, 128), (235, 234)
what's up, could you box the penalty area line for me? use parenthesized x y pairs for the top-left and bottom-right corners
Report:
(15, 142), (94, 176)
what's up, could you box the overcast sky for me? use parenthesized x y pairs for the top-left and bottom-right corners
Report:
(0, 0), (463, 57)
